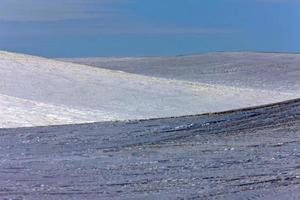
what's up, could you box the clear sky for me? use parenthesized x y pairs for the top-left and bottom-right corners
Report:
(0, 0), (299, 57)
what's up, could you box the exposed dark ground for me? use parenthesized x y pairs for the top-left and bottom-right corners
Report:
(1, 98), (300, 199)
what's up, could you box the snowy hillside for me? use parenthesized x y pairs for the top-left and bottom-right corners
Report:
(0, 51), (298, 128)
(63, 52), (300, 93)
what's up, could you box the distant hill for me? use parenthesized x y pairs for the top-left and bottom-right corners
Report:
(62, 52), (300, 92)
(0, 51), (298, 128)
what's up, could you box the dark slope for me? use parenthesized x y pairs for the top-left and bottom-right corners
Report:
(1, 98), (300, 199)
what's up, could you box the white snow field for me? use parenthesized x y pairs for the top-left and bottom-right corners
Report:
(63, 52), (300, 93)
(0, 50), (298, 128)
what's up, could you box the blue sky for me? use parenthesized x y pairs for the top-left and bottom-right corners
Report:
(0, 0), (299, 57)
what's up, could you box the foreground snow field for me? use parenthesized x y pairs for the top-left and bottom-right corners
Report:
(0, 51), (299, 128)
(1, 98), (300, 199)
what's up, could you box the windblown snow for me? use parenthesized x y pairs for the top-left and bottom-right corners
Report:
(0, 51), (299, 128)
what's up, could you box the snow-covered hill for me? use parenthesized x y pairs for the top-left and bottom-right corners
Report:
(0, 51), (298, 128)
(63, 52), (300, 93)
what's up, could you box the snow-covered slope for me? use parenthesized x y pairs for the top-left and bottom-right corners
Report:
(0, 93), (119, 128)
(63, 52), (300, 93)
(0, 51), (298, 128)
